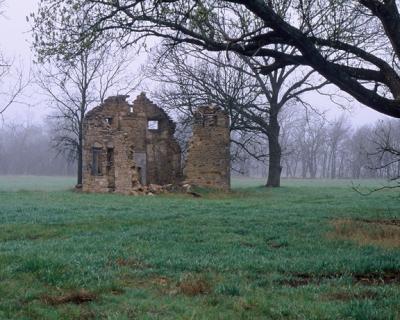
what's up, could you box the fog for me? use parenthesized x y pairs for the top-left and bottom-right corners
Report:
(0, 0), (396, 177)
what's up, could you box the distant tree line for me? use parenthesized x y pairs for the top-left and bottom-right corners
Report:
(0, 124), (75, 176)
(232, 116), (400, 181)
(1, 114), (399, 181)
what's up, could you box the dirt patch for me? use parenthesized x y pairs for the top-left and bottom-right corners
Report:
(177, 277), (211, 296)
(279, 270), (400, 288)
(278, 277), (313, 287)
(268, 241), (287, 249)
(329, 219), (400, 248)
(277, 272), (332, 287)
(152, 276), (171, 287)
(42, 290), (97, 305)
(355, 219), (400, 227)
(110, 288), (125, 295)
(354, 270), (400, 285)
(326, 290), (378, 301)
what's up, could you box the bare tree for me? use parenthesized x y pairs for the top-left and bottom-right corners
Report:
(346, 126), (372, 179)
(350, 119), (400, 194)
(281, 112), (358, 179)
(36, 45), (139, 185)
(0, 2), (30, 118)
(279, 113), (400, 181)
(31, 0), (400, 118)
(148, 44), (327, 187)
(325, 115), (351, 179)
(293, 115), (328, 179)
(369, 120), (400, 180)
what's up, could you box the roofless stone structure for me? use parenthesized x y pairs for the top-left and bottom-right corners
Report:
(82, 93), (230, 194)
(82, 93), (181, 194)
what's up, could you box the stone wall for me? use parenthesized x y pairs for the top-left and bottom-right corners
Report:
(82, 93), (181, 194)
(82, 95), (231, 194)
(184, 106), (231, 190)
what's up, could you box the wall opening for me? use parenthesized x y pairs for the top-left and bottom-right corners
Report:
(106, 148), (114, 167)
(92, 148), (102, 175)
(134, 152), (147, 185)
(106, 148), (115, 189)
(147, 120), (159, 130)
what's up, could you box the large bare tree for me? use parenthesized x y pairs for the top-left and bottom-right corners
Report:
(36, 45), (139, 185)
(149, 44), (327, 186)
(31, 0), (400, 118)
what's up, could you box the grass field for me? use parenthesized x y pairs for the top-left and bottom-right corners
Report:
(0, 176), (399, 319)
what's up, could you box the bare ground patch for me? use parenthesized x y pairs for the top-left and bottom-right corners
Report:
(278, 270), (400, 288)
(354, 270), (400, 285)
(278, 272), (344, 287)
(115, 257), (150, 269)
(177, 276), (211, 296)
(278, 274), (317, 287)
(324, 290), (379, 301)
(328, 218), (400, 248)
(152, 276), (171, 287)
(120, 273), (212, 296)
(42, 289), (97, 305)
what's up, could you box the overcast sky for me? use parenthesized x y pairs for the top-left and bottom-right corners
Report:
(0, 0), (391, 127)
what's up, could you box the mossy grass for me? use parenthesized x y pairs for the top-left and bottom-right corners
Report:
(0, 176), (399, 319)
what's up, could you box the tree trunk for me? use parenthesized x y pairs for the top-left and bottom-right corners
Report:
(77, 141), (83, 186)
(331, 151), (337, 179)
(77, 118), (84, 186)
(266, 115), (282, 187)
(322, 152), (327, 178)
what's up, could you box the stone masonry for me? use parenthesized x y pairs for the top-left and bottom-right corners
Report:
(82, 93), (181, 194)
(184, 105), (231, 190)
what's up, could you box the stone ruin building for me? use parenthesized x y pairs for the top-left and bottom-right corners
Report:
(82, 93), (230, 194)
(184, 106), (231, 190)
(82, 93), (181, 194)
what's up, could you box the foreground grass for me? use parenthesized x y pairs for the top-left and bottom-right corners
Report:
(0, 176), (399, 319)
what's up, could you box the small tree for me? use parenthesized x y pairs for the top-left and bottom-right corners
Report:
(370, 120), (400, 180)
(0, 2), (29, 118)
(36, 45), (139, 185)
(0, 57), (29, 118)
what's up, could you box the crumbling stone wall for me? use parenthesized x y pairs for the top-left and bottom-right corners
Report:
(184, 106), (231, 190)
(82, 93), (181, 194)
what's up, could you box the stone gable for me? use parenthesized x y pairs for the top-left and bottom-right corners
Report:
(82, 93), (181, 194)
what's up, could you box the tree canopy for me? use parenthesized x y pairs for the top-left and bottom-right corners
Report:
(32, 0), (400, 117)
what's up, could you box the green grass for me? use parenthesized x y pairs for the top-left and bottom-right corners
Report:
(0, 176), (75, 192)
(0, 176), (399, 319)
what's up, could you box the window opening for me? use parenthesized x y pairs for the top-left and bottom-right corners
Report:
(92, 148), (102, 175)
(147, 120), (159, 130)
